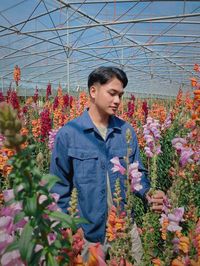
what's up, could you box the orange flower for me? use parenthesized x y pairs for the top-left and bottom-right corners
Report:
(57, 85), (64, 108)
(86, 243), (106, 266)
(73, 254), (85, 265)
(194, 64), (200, 72)
(21, 127), (29, 136)
(160, 217), (169, 240)
(171, 257), (184, 266)
(190, 77), (198, 87)
(13, 65), (21, 86)
(106, 206), (126, 242)
(31, 119), (41, 139)
(152, 258), (162, 266)
(178, 236), (190, 253)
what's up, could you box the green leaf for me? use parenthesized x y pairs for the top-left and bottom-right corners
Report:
(18, 221), (34, 262)
(73, 217), (89, 225)
(47, 211), (77, 231)
(5, 240), (19, 253)
(24, 196), (37, 216)
(29, 249), (44, 265)
(14, 211), (25, 224)
(47, 252), (59, 266)
(41, 174), (60, 190)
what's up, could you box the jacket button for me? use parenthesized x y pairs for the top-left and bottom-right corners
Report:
(101, 189), (105, 194)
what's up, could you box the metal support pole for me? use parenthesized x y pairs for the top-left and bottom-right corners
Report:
(1, 77), (4, 93)
(66, 5), (70, 94)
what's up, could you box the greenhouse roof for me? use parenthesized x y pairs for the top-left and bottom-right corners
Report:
(0, 0), (200, 97)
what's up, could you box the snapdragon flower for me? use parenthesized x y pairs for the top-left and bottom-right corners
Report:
(159, 207), (184, 232)
(48, 128), (59, 151)
(110, 158), (143, 192)
(143, 116), (162, 158)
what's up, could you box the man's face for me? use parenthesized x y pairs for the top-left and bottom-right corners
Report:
(90, 77), (124, 116)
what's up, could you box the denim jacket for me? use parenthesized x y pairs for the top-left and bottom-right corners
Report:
(50, 109), (150, 243)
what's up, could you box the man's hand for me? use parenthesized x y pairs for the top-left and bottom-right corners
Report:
(146, 190), (165, 213)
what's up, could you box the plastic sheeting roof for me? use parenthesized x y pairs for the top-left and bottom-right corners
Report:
(0, 0), (200, 97)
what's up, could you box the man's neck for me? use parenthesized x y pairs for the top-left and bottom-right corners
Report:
(88, 106), (109, 128)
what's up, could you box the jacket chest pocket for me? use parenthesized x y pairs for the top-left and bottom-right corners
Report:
(68, 148), (98, 183)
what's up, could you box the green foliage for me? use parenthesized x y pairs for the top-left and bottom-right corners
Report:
(157, 118), (183, 192)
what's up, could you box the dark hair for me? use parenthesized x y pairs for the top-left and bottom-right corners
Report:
(87, 66), (128, 90)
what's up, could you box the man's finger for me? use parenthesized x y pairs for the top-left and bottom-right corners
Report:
(150, 198), (163, 204)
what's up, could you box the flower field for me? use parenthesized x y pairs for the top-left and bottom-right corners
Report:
(0, 67), (199, 265)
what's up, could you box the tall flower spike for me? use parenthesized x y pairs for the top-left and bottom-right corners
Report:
(125, 128), (132, 144)
(68, 188), (79, 217)
(0, 103), (26, 151)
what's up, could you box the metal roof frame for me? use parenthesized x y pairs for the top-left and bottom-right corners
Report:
(0, 0), (200, 97)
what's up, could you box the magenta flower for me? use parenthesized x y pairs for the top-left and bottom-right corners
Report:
(110, 157), (126, 175)
(47, 232), (57, 245)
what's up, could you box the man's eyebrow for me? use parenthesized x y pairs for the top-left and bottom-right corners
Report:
(108, 89), (124, 94)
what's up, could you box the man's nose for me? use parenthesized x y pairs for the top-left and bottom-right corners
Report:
(113, 95), (120, 104)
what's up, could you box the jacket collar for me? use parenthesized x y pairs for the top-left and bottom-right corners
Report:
(81, 109), (121, 131)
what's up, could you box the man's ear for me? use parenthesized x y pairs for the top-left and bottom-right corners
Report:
(89, 86), (97, 99)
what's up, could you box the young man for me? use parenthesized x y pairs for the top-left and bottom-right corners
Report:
(50, 66), (164, 264)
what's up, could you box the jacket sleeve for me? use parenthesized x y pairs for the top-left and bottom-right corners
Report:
(50, 129), (73, 213)
(130, 127), (150, 199)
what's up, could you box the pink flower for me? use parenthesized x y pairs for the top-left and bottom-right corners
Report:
(128, 161), (143, 191)
(110, 157), (126, 175)
(48, 128), (59, 151)
(1, 250), (24, 266)
(3, 190), (14, 202)
(144, 147), (154, 158)
(110, 158), (143, 192)
(47, 232), (57, 245)
(167, 207), (184, 232)
(0, 232), (13, 255)
(0, 217), (13, 234)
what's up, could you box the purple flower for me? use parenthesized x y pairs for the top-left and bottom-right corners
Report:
(172, 138), (187, 152)
(144, 147), (154, 158)
(179, 147), (194, 167)
(110, 157), (126, 175)
(143, 116), (162, 158)
(161, 114), (172, 131)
